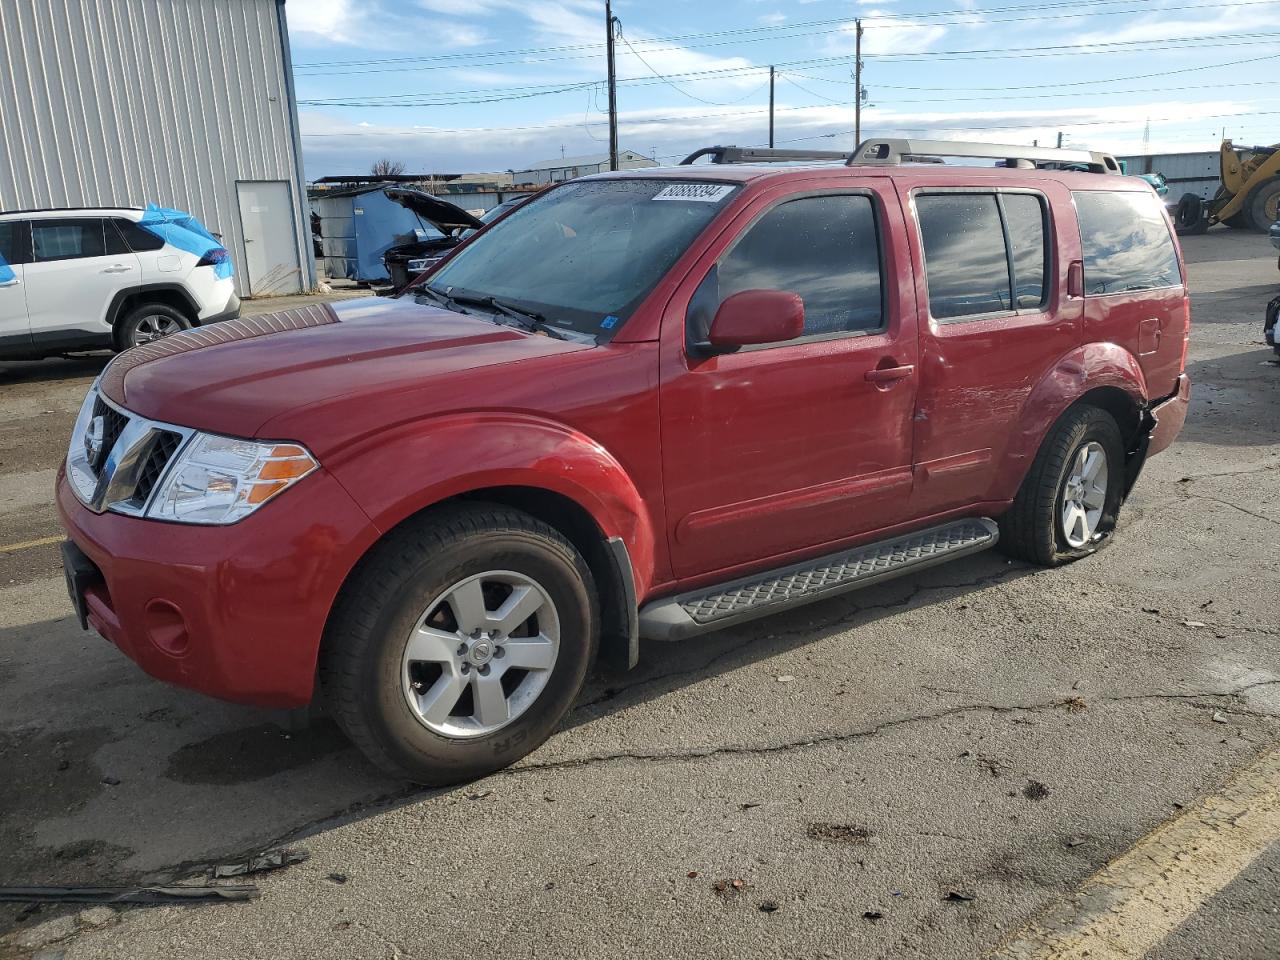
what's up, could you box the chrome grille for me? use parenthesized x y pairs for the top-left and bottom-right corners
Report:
(130, 431), (183, 507)
(67, 387), (193, 515)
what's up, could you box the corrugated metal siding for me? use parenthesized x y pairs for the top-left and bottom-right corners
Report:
(0, 0), (312, 297)
(1119, 152), (1221, 200)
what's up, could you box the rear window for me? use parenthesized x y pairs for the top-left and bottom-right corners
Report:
(915, 192), (1051, 320)
(113, 218), (166, 252)
(0, 221), (30, 265)
(1074, 190), (1181, 295)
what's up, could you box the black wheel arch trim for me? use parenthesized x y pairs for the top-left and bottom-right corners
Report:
(603, 536), (640, 671)
(106, 283), (200, 327)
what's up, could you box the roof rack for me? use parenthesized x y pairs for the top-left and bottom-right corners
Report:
(679, 146), (852, 166)
(848, 138), (1121, 174)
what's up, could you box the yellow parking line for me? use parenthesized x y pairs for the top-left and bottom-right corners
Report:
(989, 746), (1280, 960)
(0, 534), (63, 554)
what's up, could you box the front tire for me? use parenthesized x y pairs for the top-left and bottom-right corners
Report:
(320, 504), (598, 785)
(998, 406), (1126, 567)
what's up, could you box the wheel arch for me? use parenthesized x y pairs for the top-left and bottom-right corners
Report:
(994, 344), (1150, 502)
(107, 284), (200, 332)
(322, 415), (660, 673)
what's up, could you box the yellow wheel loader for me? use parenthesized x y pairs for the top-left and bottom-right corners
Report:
(1175, 139), (1280, 235)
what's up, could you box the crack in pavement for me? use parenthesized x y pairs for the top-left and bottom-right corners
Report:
(1179, 491), (1280, 528)
(518, 679), (1280, 775)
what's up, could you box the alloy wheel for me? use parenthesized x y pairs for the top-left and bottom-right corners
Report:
(401, 570), (560, 738)
(132, 314), (184, 345)
(1060, 441), (1108, 549)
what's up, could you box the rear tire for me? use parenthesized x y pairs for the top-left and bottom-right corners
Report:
(116, 303), (191, 350)
(320, 503), (598, 785)
(998, 406), (1126, 568)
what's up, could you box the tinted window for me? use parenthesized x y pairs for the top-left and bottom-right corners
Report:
(0, 221), (30, 266)
(1075, 191), (1181, 295)
(112, 218), (166, 252)
(1003, 194), (1049, 308)
(715, 194), (883, 337)
(31, 219), (106, 262)
(916, 194), (1010, 319)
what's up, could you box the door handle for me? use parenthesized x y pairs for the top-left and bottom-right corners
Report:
(865, 364), (915, 385)
(0, 278), (19, 288)
(100, 265), (133, 274)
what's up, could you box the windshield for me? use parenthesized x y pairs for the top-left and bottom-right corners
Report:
(424, 178), (739, 340)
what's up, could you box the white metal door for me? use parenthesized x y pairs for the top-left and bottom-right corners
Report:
(237, 181), (303, 296)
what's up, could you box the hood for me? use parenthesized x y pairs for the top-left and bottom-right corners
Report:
(384, 188), (484, 233)
(101, 297), (589, 444)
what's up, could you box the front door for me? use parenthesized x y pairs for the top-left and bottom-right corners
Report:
(660, 184), (919, 579)
(0, 220), (31, 351)
(237, 180), (303, 296)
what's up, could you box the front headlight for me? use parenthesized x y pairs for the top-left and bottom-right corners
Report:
(147, 433), (318, 525)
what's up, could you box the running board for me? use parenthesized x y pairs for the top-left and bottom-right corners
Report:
(639, 518), (999, 642)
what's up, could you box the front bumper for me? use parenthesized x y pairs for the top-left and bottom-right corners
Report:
(55, 464), (378, 707)
(1147, 374), (1191, 459)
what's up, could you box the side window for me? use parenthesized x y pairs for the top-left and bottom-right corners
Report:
(30, 219), (107, 262)
(104, 219), (130, 255)
(915, 194), (1010, 320)
(712, 194), (884, 339)
(112, 218), (166, 253)
(0, 221), (31, 265)
(1074, 191), (1181, 294)
(1003, 194), (1049, 309)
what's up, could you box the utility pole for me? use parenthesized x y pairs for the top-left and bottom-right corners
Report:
(854, 19), (864, 146)
(1056, 131), (1063, 149)
(605, 0), (619, 172)
(769, 66), (775, 148)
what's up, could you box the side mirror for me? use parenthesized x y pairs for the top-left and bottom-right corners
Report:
(699, 289), (805, 354)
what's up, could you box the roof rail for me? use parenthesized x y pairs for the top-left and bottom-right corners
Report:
(848, 138), (1122, 174)
(680, 146), (852, 166)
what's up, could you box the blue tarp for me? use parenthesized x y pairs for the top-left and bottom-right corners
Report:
(136, 204), (234, 279)
(0, 251), (13, 284)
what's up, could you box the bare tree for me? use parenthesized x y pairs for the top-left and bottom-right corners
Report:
(370, 158), (406, 177)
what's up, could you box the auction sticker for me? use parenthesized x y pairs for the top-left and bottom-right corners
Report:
(652, 183), (736, 203)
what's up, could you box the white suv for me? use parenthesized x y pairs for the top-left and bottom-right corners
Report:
(0, 207), (240, 359)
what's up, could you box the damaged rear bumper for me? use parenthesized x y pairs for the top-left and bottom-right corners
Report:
(1147, 374), (1191, 459)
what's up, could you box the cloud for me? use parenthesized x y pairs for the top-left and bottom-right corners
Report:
(758, 12), (787, 25)
(286, 0), (358, 43)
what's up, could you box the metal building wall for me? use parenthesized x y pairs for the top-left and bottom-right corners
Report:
(0, 0), (315, 298)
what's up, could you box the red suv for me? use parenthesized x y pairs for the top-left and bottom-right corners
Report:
(57, 140), (1191, 784)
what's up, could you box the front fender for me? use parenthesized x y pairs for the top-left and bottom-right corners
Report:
(325, 412), (660, 598)
(993, 343), (1149, 501)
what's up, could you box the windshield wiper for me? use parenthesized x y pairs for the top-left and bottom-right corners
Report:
(416, 285), (467, 314)
(452, 293), (571, 341)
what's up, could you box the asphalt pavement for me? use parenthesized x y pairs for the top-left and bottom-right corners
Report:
(0, 236), (1277, 960)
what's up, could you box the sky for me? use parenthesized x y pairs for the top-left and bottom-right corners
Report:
(284, 0), (1280, 178)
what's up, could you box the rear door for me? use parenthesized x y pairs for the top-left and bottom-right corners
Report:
(24, 218), (140, 337)
(903, 180), (1082, 515)
(1073, 189), (1187, 401)
(0, 220), (31, 350)
(659, 180), (920, 578)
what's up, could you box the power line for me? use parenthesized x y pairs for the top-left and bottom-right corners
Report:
(296, 41), (1280, 108)
(292, 0), (1280, 74)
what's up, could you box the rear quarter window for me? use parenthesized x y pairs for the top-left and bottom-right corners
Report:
(113, 218), (166, 252)
(1074, 190), (1181, 295)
